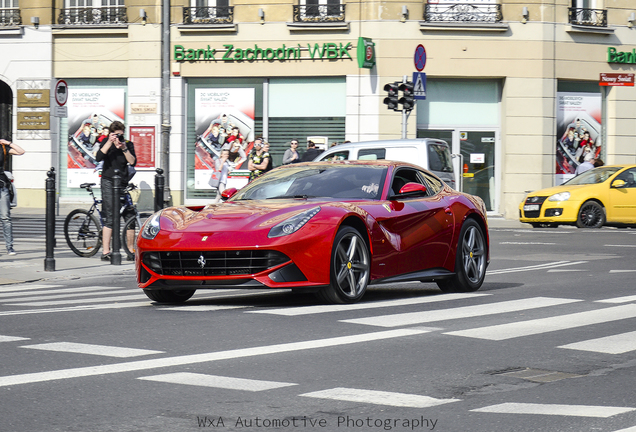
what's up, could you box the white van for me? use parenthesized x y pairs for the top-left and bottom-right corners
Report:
(314, 139), (456, 190)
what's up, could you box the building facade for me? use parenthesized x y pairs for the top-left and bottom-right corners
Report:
(1, 0), (635, 218)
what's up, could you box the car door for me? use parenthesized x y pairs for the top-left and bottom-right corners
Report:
(373, 167), (454, 275)
(608, 168), (636, 223)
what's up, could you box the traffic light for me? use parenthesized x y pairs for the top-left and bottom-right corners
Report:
(398, 81), (415, 111)
(383, 82), (400, 111)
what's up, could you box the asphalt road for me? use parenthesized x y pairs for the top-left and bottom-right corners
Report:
(1, 225), (636, 432)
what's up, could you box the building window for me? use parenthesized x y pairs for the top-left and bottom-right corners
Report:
(293, 0), (345, 23)
(59, 0), (127, 25)
(183, 0), (233, 24)
(0, 0), (21, 26)
(568, 0), (606, 27)
(424, 0), (503, 24)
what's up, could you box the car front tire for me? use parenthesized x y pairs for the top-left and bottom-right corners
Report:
(437, 219), (487, 293)
(317, 226), (370, 304)
(576, 201), (605, 228)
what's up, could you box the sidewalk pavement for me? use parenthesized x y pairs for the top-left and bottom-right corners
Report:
(0, 206), (530, 286)
(0, 205), (136, 286)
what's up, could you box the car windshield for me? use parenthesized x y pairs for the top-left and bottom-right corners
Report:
(231, 164), (387, 201)
(563, 166), (622, 185)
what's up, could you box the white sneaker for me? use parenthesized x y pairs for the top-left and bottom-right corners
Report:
(7, 248), (16, 256)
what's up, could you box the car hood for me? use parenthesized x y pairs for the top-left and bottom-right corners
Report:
(526, 184), (594, 198)
(159, 199), (359, 232)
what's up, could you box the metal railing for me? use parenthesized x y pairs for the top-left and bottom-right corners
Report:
(424, 3), (503, 23)
(292, 4), (346, 23)
(0, 8), (21, 26)
(183, 6), (234, 24)
(58, 7), (127, 25)
(568, 7), (607, 27)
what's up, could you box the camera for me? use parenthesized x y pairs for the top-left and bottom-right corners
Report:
(117, 134), (125, 142)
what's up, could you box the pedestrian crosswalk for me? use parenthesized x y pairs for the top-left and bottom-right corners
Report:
(2, 284), (636, 431)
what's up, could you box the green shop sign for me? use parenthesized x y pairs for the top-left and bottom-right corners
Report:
(607, 47), (636, 64)
(174, 43), (352, 62)
(356, 37), (375, 69)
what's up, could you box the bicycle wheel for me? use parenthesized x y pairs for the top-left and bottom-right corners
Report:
(122, 213), (150, 260)
(64, 209), (102, 257)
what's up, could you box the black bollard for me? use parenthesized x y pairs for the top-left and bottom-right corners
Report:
(44, 167), (56, 271)
(154, 167), (165, 212)
(111, 169), (122, 265)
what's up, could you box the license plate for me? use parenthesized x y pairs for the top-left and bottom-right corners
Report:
(524, 204), (540, 211)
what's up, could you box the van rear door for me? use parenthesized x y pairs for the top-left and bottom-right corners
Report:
(426, 142), (455, 189)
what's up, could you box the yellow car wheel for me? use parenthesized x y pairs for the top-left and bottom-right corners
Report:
(576, 201), (605, 229)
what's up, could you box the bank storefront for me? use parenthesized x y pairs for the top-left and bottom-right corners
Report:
(183, 76), (346, 203)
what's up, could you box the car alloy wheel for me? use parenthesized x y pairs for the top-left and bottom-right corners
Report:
(437, 219), (486, 293)
(576, 201), (605, 228)
(318, 226), (370, 304)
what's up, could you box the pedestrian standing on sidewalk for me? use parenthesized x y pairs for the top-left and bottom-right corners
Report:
(95, 121), (136, 261)
(0, 138), (26, 256)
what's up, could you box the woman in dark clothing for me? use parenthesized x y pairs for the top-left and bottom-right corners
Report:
(95, 121), (136, 261)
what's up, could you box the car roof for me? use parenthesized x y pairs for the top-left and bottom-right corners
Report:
(320, 138), (449, 152)
(289, 159), (425, 170)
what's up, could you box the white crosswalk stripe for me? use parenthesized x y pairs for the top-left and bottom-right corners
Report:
(300, 387), (460, 408)
(138, 372), (296, 391)
(445, 304), (636, 341)
(1, 288), (129, 303)
(0, 284), (63, 293)
(471, 402), (636, 418)
(7, 293), (147, 307)
(0, 286), (126, 299)
(559, 330), (636, 354)
(21, 342), (164, 358)
(0, 335), (29, 342)
(249, 293), (490, 316)
(340, 297), (581, 328)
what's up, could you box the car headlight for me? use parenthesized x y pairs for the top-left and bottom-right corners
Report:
(268, 207), (321, 238)
(141, 212), (162, 240)
(548, 192), (571, 202)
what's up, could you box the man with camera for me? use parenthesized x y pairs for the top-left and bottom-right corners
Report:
(0, 138), (25, 256)
(95, 121), (136, 261)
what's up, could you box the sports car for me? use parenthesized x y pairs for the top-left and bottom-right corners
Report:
(136, 161), (490, 304)
(519, 164), (636, 228)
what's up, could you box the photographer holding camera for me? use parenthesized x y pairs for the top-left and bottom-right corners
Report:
(95, 121), (136, 261)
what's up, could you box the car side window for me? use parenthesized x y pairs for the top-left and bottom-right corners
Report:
(320, 150), (349, 161)
(391, 168), (426, 197)
(615, 169), (636, 188)
(419, 171), (443, 195)
(358, 148), (386, 161)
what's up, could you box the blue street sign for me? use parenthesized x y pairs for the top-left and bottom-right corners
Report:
(413, 72), (426, 100)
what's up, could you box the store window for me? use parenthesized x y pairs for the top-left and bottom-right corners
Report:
(268, 77), (345, 160)
(58, 79), (127, 199)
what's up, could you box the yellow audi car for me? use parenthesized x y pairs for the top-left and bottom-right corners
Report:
(519, 164), (636, 228)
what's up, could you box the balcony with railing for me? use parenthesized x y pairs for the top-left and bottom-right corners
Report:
(58, 7), (127, 25)
(183, 6), (234, 25)
(568, 7), (607, 27)
(292, 4), (346, 23)
(0, 8), (21, 26)
(424, 3), (503, 23)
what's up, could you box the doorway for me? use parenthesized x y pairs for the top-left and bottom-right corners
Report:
(418, 128), (497, 212)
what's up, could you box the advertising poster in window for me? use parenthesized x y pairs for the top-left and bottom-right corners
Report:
(66, 88), (125, 187)
(556, 92), (601, 185)
(194, 88), (255, 190)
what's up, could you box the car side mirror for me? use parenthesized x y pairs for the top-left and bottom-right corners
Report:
(221, 188), (238, 201)
(398, 182), (427, 196)
(612, 179), (626, 189)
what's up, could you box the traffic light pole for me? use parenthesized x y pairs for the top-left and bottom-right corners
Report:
(400, 75), (411, 139)
(383, 75), (413, 139)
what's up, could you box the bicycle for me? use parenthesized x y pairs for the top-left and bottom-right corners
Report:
(63, 182), (151, 259)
